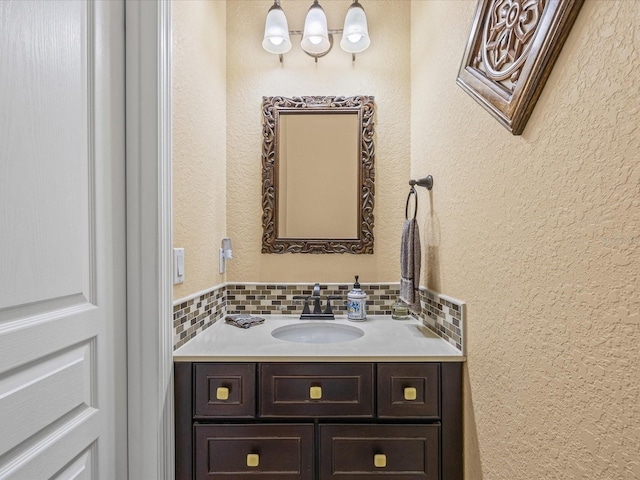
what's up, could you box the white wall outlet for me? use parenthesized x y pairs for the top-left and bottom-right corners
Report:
(173, 248), (185, 284)
(219, 238), (232, 274)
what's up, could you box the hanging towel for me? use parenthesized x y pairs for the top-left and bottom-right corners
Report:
(400, 218), (421, 308)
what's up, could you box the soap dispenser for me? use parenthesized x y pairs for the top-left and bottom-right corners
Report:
(347, 275), (367, 322)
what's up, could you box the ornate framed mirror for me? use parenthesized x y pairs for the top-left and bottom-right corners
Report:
(261, 95), (375, 254)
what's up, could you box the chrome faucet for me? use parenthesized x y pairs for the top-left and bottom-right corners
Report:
(293, 283), (342, 320)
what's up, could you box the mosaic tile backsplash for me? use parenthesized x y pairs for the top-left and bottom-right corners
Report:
(173, 285), (226, 350)
(173, 283), (465, 353)
(413, 288), (465, 353)
(226, 283), (398, 316)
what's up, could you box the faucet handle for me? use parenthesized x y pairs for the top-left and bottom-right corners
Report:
(293, 295), (311, 315)
(324, 295), (343, 316)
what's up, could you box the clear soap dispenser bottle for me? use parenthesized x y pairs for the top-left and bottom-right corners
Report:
(347, 275), (367, 322)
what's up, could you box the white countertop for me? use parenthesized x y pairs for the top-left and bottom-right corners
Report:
(173, 315), (465, 362)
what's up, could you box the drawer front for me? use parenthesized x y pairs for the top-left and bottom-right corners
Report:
(319, 424), (440, 480)
(377, 363), (440, 419)
(194, 363), (256, 418)
(260, 363), (374, 418)
(194, 424), (314, 480)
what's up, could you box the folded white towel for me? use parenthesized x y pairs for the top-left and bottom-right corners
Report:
(400, 218), (421, 308)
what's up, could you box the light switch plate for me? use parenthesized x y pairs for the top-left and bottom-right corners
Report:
(173, 248), (184, 284)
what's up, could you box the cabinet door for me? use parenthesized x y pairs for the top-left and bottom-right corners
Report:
(377, 363), (440, 418)
(319, 424), (440, 480)
(260, 363), (374, 417)
(194, 424), (314, 480)
(194, 363), (256, 418)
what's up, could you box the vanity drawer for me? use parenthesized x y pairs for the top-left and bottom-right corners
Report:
(194, 363), (256, 419)
(260, 363), (374, 418)
(319, 424), (440, 480)
(377, 363), (440, 418)
(194, 424), (314, 480)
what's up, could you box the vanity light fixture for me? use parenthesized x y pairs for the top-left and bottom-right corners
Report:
(340, 0), (370, 54)
(262, 0), (292, 55)
(300, 1), (331, 57)
(262, 0), (370, 63)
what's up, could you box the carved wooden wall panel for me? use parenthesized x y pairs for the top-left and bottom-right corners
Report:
(457, 0), (584, 135)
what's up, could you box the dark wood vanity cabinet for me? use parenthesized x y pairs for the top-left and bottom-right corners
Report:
(175, 362), (462, 480)
(193, 424), (315, 480)
(260, 363), (375, 418)
(194, 363), (256, 419)
(319, 424), (440, 480)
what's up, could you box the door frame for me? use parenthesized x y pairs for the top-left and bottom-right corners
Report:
(125, 1), (174, 478)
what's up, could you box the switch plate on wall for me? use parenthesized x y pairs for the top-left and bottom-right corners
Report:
(174, 248), (185, 284)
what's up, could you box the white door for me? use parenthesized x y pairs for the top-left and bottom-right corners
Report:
(0, 1), (127, 479)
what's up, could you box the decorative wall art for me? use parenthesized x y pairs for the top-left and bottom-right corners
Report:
(457, 0), (584, 135)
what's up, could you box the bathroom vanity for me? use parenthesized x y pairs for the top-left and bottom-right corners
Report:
(174, 316), (465, 480)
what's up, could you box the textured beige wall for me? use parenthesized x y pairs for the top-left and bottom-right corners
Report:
(411, 1), (640, 478)
(226, 0), (411, 283)
(172, 0), (227, 299)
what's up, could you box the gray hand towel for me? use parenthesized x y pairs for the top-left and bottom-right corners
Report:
(225, 314), (265, 329)
(400, 218), (421, 308)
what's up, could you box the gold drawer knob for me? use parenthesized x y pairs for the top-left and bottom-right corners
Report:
(216, 386), (229, 400)
(246, 453), (259, 467)
(309, 386), (322, 399)
(374, 453), (387, 468)
(404, 386), (417, 401)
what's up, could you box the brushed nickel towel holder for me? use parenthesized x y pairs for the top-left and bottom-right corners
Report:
(405, 175), (433, 220)
(409, 175), (433, 190)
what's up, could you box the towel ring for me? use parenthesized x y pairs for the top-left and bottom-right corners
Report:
(405, 186), (418, 220)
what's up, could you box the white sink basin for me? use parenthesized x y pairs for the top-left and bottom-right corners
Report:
(271, 322), (364, 344)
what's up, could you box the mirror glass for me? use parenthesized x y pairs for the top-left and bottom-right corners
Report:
(261, 96), (375, 254)
(278, 113), (359, 239)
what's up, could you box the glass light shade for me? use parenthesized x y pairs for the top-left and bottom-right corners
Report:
(340, 2), (370, 54)
(262, 4), (292, 54)
(301, 2), (331, 55)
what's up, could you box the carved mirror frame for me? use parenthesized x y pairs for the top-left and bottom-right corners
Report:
(261, 95), (375, 254)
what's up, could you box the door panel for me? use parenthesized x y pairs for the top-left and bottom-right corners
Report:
(0, 342), (94, 457)
(51, 449), (93, 480)
(0, 0), (92, 310)
(0, 1), (126, 478)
